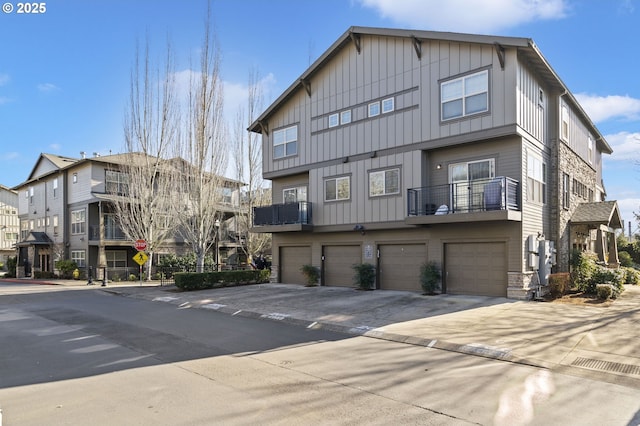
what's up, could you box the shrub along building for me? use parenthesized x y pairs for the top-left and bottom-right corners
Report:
(250, 26), (622, 299)
(14, 152), (246, 280)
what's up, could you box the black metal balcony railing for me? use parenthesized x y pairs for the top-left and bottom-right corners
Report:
(253, 202), (312, 226)
(407, 176), (519, 216)
(89, 225), (128, 241)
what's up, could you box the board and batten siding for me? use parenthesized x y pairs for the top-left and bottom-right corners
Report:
(262, 34), (521, 177)
(560, 98), (597, 168)
(309, 151), (420, 226)
(520, 139), (552, 270)
(517, 59), (547, 144)
(427, 136), (522, 188)
(66, 164), (94, 205)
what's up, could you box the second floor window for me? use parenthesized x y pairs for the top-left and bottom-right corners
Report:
(106, 170), (129, 195)
(71, 209), (86, 235)
(273, 125), (297, 159)
(52, 178), (58, 198)
(441, 69), (489, 121)
(527, 154), (546, 204)
(325, 176), (350, 202)
(283, 186), (307, 203)
(53, 215), (59, 235)
(369, 168), (400, 197)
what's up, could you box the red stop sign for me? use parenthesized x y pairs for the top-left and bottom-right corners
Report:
(134, 239), (147, 251)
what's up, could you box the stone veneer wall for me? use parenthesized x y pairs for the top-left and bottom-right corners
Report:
(555, 142), (597, 272)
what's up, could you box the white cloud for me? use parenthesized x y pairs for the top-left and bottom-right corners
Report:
(49, 143), (61, 151)
(358, 0), (569, 33)
(604, 131), (640, 162)
(37, 83), (60, 92)
(615, 197), (640, 227)
(575, 93), (640, 123)
(0, 96), (11, 105)
(0, 73), (9, 86)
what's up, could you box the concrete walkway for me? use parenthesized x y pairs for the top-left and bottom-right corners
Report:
(4, 278), (640, 388)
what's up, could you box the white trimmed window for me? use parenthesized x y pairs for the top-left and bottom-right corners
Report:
(273, 125), (297, 159)
(73, 173), (78, 184)
(71, 209), (86, 235)
(382, 97), (394, 113)
(527, 153), (546, 204)
(52, 178), (58, 198)
(340, 110), (351, 124)
(588, 134), (594, 164)
(441, 69), (489, 121)
(561, 104), (570, 141)
(106, 170), (129, 195)
(325, 176), (350, 202)
(283, 186), (307, 204)
(368, 102), (380, 117)
(328, 113), (339, 128)
(53, 215), (59, 235)
(369, 168), (400, 197)
(71, 250), (86, 267)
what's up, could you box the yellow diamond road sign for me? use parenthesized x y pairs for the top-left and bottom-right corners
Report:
(133, 252), (148, 266)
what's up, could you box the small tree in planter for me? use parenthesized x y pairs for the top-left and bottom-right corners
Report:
(420, 261), (441, 295)
(353, 263), (376, 290)
(300, 264), (320, 287)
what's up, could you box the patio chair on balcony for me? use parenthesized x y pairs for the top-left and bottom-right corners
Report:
(484, 178), (504, 211)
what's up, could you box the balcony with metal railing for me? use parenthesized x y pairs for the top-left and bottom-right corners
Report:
(252, 202), (313, 232)
(89, 224), (128, 241)
(406, 176), (522, 225)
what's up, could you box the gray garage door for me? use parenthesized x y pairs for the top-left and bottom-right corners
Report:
(378, 243), (427, 292)
(445, 242), (507, 297)
(280, 246), (311, 284)
(322, 245), (361, 287)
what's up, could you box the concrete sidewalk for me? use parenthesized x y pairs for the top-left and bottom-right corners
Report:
(5, 278), (640, 387)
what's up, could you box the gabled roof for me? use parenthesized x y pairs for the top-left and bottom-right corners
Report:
(22, 153), (79, 185)
(248, 26), (611, 154)
(16, 231), (53, 247)
(571, 201), (622, 229)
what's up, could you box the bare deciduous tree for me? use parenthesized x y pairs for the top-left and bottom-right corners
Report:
(233, 68), (271, 262)
(172, 10), (227, 272)
(111, 38), (179, 279)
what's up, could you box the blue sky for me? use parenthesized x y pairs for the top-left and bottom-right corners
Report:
(1, 0), (639, 232)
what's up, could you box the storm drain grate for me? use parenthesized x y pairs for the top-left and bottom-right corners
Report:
(571, 357), (640, 375)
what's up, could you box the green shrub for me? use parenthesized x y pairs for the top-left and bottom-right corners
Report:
(5, 256), (17, 278)
(128, 274), (137, 281)
(623, 267), (640, 285)
(619, 251), (633, 267)
(34, 271), (56, 279)
(56, 259), (78, 279)
(420, 261), (441, 295)
(174, 269), (270, 291)
(548, 272), (571, 298)
(570, 250), (597, 292)
(590, 266), (624, 299)
(300, 264), (320, 286)
(353, 263), (376, 290)
(596, 283), (613, 300)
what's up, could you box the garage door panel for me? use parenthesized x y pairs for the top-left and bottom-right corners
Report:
(280, 246), (311, 285)
(379, 243), (427, 292)
(445, 242), (506, 297)
(323, 245), (360, 287)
